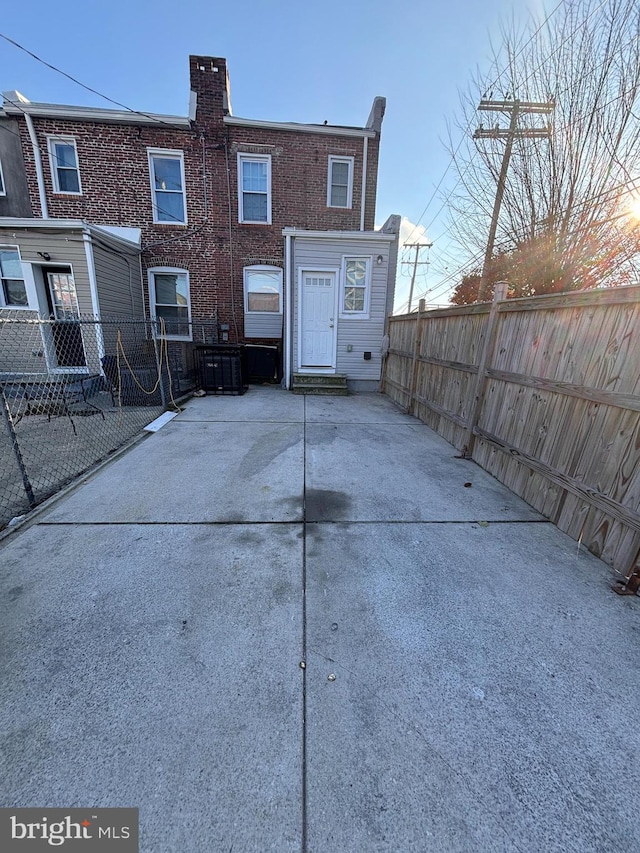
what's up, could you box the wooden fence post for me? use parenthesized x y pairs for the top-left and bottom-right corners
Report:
(407, 298), (426, 415)
(463, 282), (508, 456)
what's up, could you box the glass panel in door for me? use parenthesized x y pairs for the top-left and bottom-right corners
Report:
(47, 272), (86, 367)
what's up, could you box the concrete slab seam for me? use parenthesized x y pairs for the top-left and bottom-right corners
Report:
(0, 429), (151, 546)
(302, 393), (308, 853)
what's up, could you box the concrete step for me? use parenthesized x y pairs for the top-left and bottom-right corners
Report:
(292, 373), (347, 388)
(291, 373), (348, 395)
(291, 384), (348, 396)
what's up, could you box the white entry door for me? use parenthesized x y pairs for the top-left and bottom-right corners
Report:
(300, 271), (336, 368)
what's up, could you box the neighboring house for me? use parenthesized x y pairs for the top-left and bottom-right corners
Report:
(0, 220), (142, 376)
(0, 116), (32, 218)
(0, 55), (399, 389)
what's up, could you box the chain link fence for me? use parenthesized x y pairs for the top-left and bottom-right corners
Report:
(0, 315), (218, 528)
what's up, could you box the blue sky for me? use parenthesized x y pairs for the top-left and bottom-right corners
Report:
(0, 0), (537, 309)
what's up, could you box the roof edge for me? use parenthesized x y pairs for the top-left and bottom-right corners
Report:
(2, 101), (190, 128)
(282, 228), (396, 240)
(225, 116), (376, 138)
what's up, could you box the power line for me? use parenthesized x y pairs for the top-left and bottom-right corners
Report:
(474, 97), (554, 299)
(402, 0), (567, 246)
(0, 31), (185, 129)
(414, 0), (611, 249)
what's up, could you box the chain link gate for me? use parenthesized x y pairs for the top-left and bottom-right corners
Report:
(0, 316), (202, 528)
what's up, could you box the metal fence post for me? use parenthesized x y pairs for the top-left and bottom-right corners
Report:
(1, 386), (36, 510)
(150, 321), (167, 409)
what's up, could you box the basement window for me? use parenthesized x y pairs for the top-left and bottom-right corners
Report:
(48, 136), (82, 194)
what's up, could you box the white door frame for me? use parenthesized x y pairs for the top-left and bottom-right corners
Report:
(297, 267), (340, 373)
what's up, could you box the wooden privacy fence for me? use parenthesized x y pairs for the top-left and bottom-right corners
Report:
(383, 284), (640, 579)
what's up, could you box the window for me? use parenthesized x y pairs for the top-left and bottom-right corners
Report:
(341, 257), (370, 317)
(148, 268), (191, 339)
(0, 158), (5, 196)
(327, 156), (354, 208)
(148, 149), (187, 224)
(238, 154), (271, 224)
(244, 266), (283, 313)
(0, 247), (28, 307)
(48, 136), (81, 194)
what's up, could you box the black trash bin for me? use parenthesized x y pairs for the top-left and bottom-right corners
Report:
(244, 344), (281, 383)
(194, 345), (246, 395)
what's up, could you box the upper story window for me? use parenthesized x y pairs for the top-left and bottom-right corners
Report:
(341, 257), (371, 318)
(148, 149), (187, 225)
(48, 136), (82, 194)
(0, 158), (5, 196)
(148, 267), (191, 340)
(244, 266), (283, 314)
(238, 154), (271, 224)
(327, 155), (354, 208)
(0, 247), (28, 307)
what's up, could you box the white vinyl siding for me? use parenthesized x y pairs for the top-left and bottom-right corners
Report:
(148, 267), (192, 340)
(238, 154), (271, 224)
(93, 244), (144, 318)
(327, 156), (354, 208)
(292, 237), (390, 380)
(148, 149), (187, 225)
(48, 136), (82, 194)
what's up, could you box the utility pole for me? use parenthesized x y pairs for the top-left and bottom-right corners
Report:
(474, 98), (554, 301)
(403, 242), (433, 312)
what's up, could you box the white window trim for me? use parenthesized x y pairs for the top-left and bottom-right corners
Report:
(243, 265), (283, 315)
(0, 157), (5, 196)
(327, 155), (354, 209)
(147, 148), (188, 226)
(339, 256), (372, 319)
(237, 153), (272, 224)
(47, 135), (82, 195)
(147, 266), (192, 341)
(0, 245), (33, 310)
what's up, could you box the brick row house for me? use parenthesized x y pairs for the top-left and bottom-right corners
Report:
(0, 55), (399, 390)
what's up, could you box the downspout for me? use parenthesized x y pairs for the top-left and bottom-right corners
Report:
(284, 233), (292, 389)
(82, 230), (106, 364)
(24, 113), (48, 219)
(360, 136), (368, 231)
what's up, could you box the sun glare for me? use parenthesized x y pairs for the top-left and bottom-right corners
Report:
(627, 194), (640, 221)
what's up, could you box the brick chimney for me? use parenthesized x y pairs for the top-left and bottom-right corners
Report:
(189, 55), (232, 129)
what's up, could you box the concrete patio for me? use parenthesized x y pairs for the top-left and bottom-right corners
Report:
(0, 386), (638, 852)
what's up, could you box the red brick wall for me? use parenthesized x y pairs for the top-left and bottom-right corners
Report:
(13, 60), (381, 341)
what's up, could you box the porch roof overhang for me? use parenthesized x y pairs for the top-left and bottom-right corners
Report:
(281, 228), (396, 241)
(0, 218), (142, 253)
